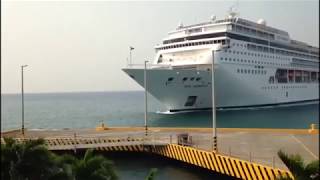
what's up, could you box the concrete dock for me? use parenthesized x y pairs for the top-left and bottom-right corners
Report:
(2, 127), (318, 170)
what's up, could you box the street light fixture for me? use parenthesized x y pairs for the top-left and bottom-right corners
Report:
(144, 60), (149, 136)
(21, 65), (28, 136)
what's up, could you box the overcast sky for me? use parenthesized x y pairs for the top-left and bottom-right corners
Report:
(1, 0), (319, 94)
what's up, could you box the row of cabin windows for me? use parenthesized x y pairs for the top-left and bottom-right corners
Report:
(237, 69), (267, 75)
(220, 57), (288, 66)
(167, 77), (202, 82)
(261, 85), (307, 90)
(247, 43), (319, 60)
(231, 24), (275, 40)
(269, 69), (319, 84)
(224, 49), (290, 61)
(158, 39), (229, 50)
(232, 43), (246, 48)
(227, 32), (318, 57)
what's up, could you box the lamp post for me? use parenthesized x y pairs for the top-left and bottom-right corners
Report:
(144, 60), (149, 136)
(211, 54), (217, 152)
(21, 65), (28, 136)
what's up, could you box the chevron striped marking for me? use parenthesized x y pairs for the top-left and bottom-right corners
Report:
(151, 144), (294, 180)
(1, 138), (294, 180)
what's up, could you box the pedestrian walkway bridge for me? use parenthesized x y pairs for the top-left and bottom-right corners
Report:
(1, 134), (294, 180)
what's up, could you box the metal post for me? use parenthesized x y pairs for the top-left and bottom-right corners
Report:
(129, 50), (132, 65)
(129, 46), (134, 65)
(21, 65), (28, 136)
(272, 156), (275, 168)
(73, 132), (77, 154)
(211, 54), (217, 152)
(144, 61), (149, 137)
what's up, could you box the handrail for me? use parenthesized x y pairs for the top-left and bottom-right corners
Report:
(126, 64), (172, 69)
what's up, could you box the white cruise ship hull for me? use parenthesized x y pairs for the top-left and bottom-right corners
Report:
(123, 65), (319, 112)
(122, 14), (319, 112)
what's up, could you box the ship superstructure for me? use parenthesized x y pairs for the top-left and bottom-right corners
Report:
(123, 12), (319, 112)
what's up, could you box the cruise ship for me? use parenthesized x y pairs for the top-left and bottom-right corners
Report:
(122, 11), (319, 112)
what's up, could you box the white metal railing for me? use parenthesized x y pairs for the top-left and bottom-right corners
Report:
(126, 63), (172, 69)
(1, 132), (292, 169)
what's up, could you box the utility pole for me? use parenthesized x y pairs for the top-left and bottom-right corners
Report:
(21, 65), (28, 136)
(211, 54), (217, 152)
(144, 61), (149, 136)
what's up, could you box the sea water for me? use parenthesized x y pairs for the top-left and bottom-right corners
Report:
(1, 91), (318, 179)
(1, 91), (318, 131)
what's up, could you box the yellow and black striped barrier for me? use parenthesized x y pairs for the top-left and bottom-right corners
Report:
(1, 137), (294, 180)
(149, 144), (294, 180)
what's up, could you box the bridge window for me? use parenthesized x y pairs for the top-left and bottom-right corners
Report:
(182, 77), (188, 81)
(196, 77), (202, 81)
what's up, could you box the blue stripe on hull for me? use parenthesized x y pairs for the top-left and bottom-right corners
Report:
(169, 99), (319, 112)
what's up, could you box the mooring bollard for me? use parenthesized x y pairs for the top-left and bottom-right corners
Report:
(308, 123), (318, 134)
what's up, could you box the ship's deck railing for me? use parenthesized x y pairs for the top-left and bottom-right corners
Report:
(125, 63), (213, 70)
(126, 64), (172, 69)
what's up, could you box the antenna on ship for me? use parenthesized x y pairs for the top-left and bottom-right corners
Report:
(227, 0), (240, 19)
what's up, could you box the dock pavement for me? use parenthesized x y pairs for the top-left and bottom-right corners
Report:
(2, 127), (318, 170)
